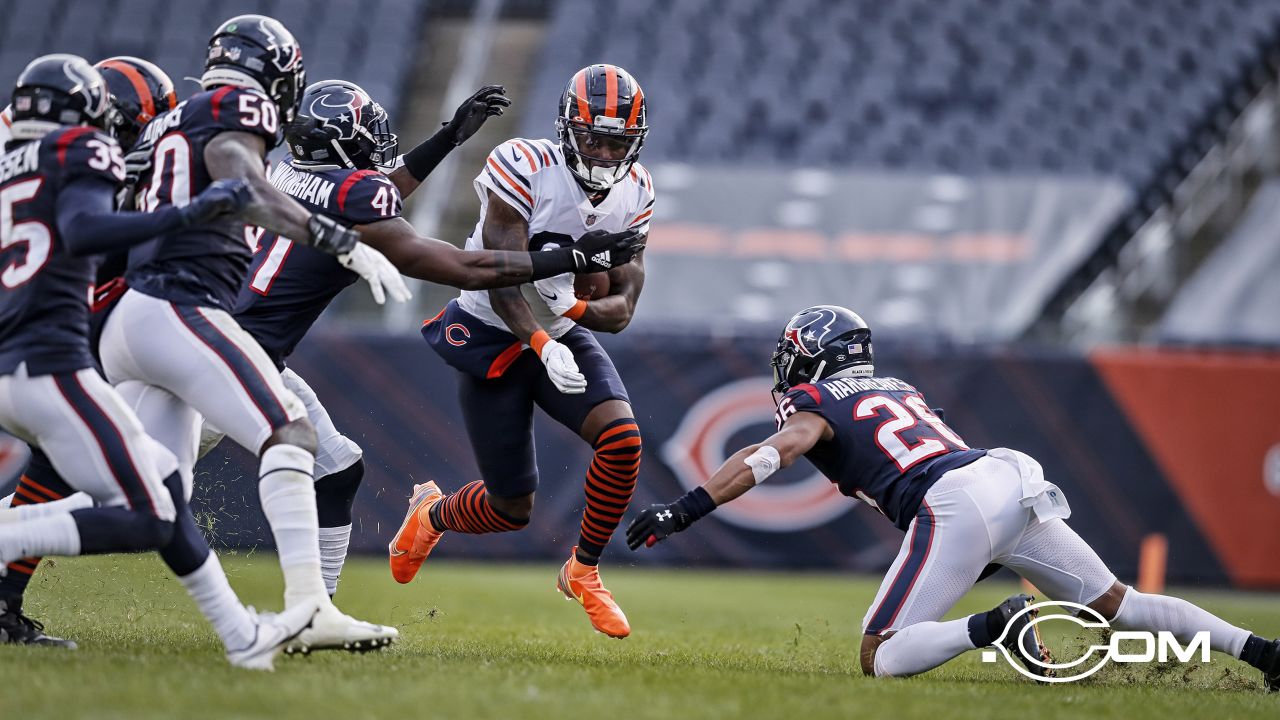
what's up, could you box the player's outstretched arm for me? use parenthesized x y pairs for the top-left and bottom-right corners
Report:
(626, 411), (831, 550)
(386, 85), (510, 198)
(205, 131), (314, 241)
(355, 218), (641, 289)
(572, 244), (647, 334)
(58, 176), (250, 256)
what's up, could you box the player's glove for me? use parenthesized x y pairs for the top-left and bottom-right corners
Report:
(532, 274), (578, 315)
(308, 213), (361, 256)
(337, 243), (413, 305)
(443, 85), (511, 146)
(537, 337), (586, 394)
(567, 228), (644, 272)
(626, 487), (717, 550)
(178, 179), (253, 227)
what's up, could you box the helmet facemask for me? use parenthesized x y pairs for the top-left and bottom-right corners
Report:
(557, 115), (645, 192)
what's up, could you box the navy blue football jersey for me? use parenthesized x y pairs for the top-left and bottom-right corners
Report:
(125, 86), (282, 310)
(234, 158), (402, 366)
(0, 128), (126, 375)
(776, 376), (986, 530)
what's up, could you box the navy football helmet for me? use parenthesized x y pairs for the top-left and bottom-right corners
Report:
(9, 54), (114, 138)
(95, 56), (177, 149)
(286, 80), (398, 170)
(771, 305), (875, 395)
(202, 14), (306, 123)
(555, 64), (648, 192)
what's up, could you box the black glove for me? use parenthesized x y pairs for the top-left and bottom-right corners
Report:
(178, 179), (253, 227)
(568, 228), (644, 272)
(626, 503), (694, 550)
(307, 213), (360, 256)
(443, 85), (511, 146)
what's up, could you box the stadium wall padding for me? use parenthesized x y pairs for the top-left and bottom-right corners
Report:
(7, 335), (1277, 588)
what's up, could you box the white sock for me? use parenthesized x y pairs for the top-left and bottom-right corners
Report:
(873, 618), (977, 677)
(1112, 588), (1251, 657)
(258, 444), (325, 608)
(176, 553), (254, 651)
(0, 514), (80, 563)
(318, 524), (352, 596)
(0, 492), (94, 521)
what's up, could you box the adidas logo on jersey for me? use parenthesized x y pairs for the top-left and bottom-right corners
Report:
(591, 250), (611, 269)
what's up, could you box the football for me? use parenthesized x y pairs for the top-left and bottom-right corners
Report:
(575, 272), (611, 300)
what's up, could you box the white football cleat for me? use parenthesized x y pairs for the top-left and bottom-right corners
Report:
(226, 602), (319, 671)
(286, 601), (398, 654)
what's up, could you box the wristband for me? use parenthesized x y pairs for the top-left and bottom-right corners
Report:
(529, 329), (551, 356)
(527, 247), (575, 280)
(563, 299), (588, 321)
(401, 128), (455, 181)
(673, 486), (717, 524)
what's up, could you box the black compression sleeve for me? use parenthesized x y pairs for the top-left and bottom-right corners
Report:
(527, 247), (577, 280)
(56, 177), (186, 257)
(401, 127), (457, 181)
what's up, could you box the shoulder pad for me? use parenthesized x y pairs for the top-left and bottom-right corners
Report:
(203, 86), (282, 144)
(335, 169), (401, 224)
(479, 139), (536, 218)
(50, 127), (123, 184)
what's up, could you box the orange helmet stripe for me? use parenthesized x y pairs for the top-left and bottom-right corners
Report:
(604, 65), (619, 118)
(99, 59), (155, 122)
(626, 84), (644, 128)
(574, 69), (591, 123)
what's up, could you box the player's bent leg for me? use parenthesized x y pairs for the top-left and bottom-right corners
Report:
(154, 472), (317, 670)
(0, 450), (80, 649)
(1085, 579), (1280, 689)
(282, 367), (364, 596)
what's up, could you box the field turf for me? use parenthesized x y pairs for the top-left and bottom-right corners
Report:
(2, 553), (1278, 719)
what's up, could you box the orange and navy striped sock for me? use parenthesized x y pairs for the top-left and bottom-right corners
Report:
(428, 480), (528, 534)
(575, 418), (642, 566)
(0, 475), (66, 598)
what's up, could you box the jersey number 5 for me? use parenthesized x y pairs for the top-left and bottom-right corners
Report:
(0, 178), (50, 288)
(854, 394), (968, 472)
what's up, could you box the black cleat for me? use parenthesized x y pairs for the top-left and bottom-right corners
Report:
(990, 593), (1054, 680)
(0, 601), (77, 650)
(1261, 638), (1280, 692)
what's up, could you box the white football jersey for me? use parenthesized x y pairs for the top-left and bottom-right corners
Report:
(458, 137), (655, 338)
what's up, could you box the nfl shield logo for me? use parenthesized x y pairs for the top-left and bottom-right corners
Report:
(585, 214), (598, 226)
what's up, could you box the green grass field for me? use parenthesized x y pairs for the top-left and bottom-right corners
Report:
(2, 553), (1277, 719)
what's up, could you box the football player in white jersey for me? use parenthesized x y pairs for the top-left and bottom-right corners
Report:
(396, 64), (653, 638)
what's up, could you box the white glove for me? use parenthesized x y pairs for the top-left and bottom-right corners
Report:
(532, 273), (578, 315)
(338, 243), (412, 305)
(538, 338), (587, 394)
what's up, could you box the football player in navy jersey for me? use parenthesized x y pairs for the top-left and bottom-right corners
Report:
(629, 305), (1280, 689)
(219, 79), (639, 598)
(94, 15), (411, 653)
(0, 55), (207, 650)
(0, 55), (318, 669)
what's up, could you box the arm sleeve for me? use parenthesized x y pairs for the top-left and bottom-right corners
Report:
(56, 176), (185, 256)
(337, 171), (403, 225)
(473, 140), (536, 221)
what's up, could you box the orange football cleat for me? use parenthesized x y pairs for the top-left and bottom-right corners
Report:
(388, 482), (444, 584)
(556, 547), (630, 638)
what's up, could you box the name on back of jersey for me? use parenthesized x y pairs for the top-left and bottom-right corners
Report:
(271, 163), (335, 209)
(0, 142), (38, 184)
(139, 102), (185, 146)
(822, 376), (914, 400)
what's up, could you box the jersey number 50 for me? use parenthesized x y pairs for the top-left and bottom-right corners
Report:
(855, 394), (968, 472)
